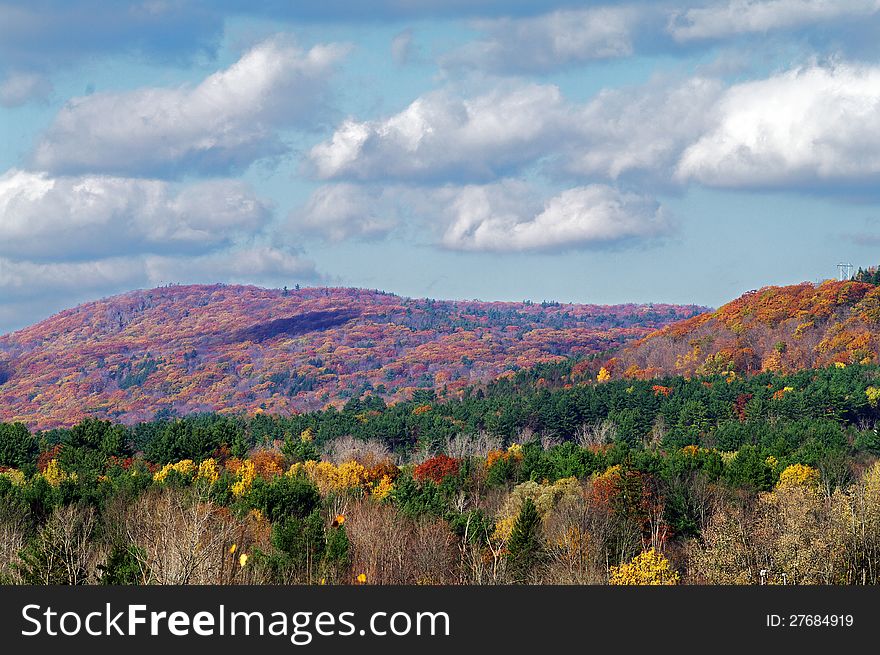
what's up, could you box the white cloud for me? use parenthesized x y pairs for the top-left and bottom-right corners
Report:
(437, 183), (674, 252)
(310, 76), (725, 186)
(144, 246), (319, 286)
(309, 83), (572, 182)
(0, 256), (147, 300)
(0, 71), (51, 107)
(289, 183), (399, 242)
(676, 63), (880, 188)
(668, 0), (880, 42)
(442, 7), (639, 74)
(288, 180), (673, 253)
(563, 76), (723, 181)
(311, 60), (880, 194)
(32, 36), (350, 177)
(0, 169), (270, 261)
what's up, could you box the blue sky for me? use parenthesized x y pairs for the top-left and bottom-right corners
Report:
(2, 0), (880, 334)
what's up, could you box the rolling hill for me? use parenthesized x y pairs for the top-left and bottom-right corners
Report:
(604, 279), (880, 380)
(0, 284), (704, 429)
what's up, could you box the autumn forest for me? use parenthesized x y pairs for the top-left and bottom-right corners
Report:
(4, 277), (880, 586)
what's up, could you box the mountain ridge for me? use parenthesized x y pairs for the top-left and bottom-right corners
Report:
(0, 284), (704, 429)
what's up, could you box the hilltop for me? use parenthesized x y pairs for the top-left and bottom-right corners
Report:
(604, 279), (880, 380)
(0, 284), (703, 429)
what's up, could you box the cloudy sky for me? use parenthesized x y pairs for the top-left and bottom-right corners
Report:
(2, 0), (880, 333)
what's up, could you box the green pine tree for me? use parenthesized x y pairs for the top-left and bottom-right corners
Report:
(506, 497), (544, 584)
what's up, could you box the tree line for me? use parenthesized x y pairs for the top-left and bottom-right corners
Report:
(2, 362), (880, 585)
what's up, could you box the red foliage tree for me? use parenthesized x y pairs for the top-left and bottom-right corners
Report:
(413, 455), (460, 484)
(733, 393), (753, 422)
(37, 444), (62, 472)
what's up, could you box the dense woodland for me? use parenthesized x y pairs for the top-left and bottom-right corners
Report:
(611, 279), (880, 379)
(0, 284), (703, 429)
(3, 361), (880, 585)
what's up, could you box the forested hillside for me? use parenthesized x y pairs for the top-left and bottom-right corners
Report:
(5, 279), (880, 586)
(604, 279), (880, 380)
(0, 284), (704, 429)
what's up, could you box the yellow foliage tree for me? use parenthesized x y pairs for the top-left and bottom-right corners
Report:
(609, 548), (680, 585)
(776, 463), (820, 490)
(597, 367), (611, 383)
(197, 458), (220, 484)
(1, 468), (26, 486)
(492, 477), (581, 542)
(288, 459), (368, 495)
(593, 464), (621, 485)
(336, 460), (368, 490)
(153, 459), (196, 483)
(42, 459), (69, 487)
(866, 386), (880, 408)
(372, 474), (395, 500)
(231, 459), (256, 497)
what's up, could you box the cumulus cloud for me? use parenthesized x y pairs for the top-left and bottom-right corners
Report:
(0, 169), (270, 261)
(289, 184), (399, 242)
(442, 7), (640, 74)
(309, 83), (573, 182)
(676, 63), (880, 188)
(436, 182), (674, 252)
(312, 59), (880, 194)
(292, 180), (673, 253)
(0, 72), (52, 107)
(32, 36), (350, 177)
(668, 0), (880, 42)
(310, 76), (725, 186)
(562, 76), (723, 181)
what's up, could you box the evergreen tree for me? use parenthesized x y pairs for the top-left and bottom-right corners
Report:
(507, 497), (544, 583)
(0, 422), (37, 470)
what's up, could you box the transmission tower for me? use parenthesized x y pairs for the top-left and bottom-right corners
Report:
(837, 262), (854, 281)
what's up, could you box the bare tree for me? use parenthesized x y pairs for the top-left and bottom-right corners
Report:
(122, 487), (245, 585)
(541, 432), (561, 450)
(444, 431), (502, 459)
(643, 415), (667, 450)
(324, 436), (394, 467)
(18, 504), (99, 585)
(542, 491), (599, 584)
(0, 510), (28, 584)
(575, 421), (617, 449)
(410, 518), (458, 584)
(457, 512), (494, 585)
(511, 427), (538, 447)
(345, 499), (459, 584)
